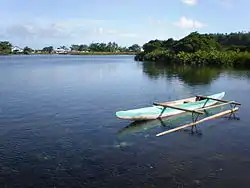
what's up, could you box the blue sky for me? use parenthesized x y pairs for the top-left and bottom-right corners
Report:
(0, 0), (248, 48)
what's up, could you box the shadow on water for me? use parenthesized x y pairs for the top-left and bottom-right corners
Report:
(118, 117), (203, 138)
(140, 61), (250, 85)
(223, 68), (250, 79)
(141, 62), (223, 86)
(117, 105), (240, 138)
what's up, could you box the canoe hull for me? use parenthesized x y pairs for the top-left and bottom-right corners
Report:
(116, 92), (225, 121)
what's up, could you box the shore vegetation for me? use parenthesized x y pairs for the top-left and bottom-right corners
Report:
(135, 31), (250, 68)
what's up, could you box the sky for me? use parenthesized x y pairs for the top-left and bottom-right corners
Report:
(0, 0), (248, 48)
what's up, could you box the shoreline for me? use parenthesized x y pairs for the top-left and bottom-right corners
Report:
(1, 52), (136, 56)
(69, 51), (135, 55)
(135, 50), (250, 69)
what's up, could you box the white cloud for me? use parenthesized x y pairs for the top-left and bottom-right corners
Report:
(181, 0), (198, 6)
(6, 23), (71, 39)
(1, 19), (138, 47)
(174, 16), (207, 29)
(4, 19), (106, 40)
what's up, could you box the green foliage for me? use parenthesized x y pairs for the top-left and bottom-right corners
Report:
(209, 32), (250, 51)
(0, 40), (141, 55)
(141, 33), (222, 54)
(78, 44), (88, 51)
(70, 44), (81, 51)
(162, 38), (175, 50)
(23, 46), (33, 54)
(0, 41), (12, 54)
(142, 40), (164, 53)
(173, 32), (222, 53)
(70, 42), (140, 53)
(233, 51), (250, 68)
(128, 44), (141, 52)
(89, 43), (106, 52)
(106, 42), (118, 52)
(134, 51), (146, 61)
(175, 50), (236, 66)
(143, 49), (174, 62)
(142, 39), (176, 53)
(135, 31), (250, 68)
(42, 46), (53, 53)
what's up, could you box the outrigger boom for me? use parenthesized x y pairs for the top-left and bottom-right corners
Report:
(155, 95), (241, 137)
(156, 107), (239, 136)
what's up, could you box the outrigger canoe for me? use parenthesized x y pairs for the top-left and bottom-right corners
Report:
(116, 92), (226, 121)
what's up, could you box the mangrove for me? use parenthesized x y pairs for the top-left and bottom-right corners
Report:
(135, 31), (250, 68)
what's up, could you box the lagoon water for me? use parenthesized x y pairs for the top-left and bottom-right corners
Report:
(0, 55), (250, 187)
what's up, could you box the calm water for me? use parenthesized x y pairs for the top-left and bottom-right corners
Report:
(0, 55), (250, 188)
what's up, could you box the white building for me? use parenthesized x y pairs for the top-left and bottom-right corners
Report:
(54, 48), (69, 54)
(11, 46), (23, 53)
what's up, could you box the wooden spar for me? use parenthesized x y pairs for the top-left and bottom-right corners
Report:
(196, 95), (241, 105)
(199, 101), (234, 111)
(157, 101), (233, 119)
(153, 102), (204, 115)
(156, 107), (239, 137)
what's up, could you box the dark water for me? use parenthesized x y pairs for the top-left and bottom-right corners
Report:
(0, 55), (250, 188)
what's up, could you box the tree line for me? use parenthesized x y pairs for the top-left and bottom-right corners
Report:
(0, 41), (142, 55)
(135, 31), (250, 68)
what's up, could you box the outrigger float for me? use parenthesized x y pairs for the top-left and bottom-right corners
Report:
(115, 92), (241, 136)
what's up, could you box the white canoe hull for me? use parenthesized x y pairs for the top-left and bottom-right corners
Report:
(116, 92), (225, 121)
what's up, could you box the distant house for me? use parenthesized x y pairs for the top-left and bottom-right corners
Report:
(11, 46), (23, 53)
(54, 48), (69, 54)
